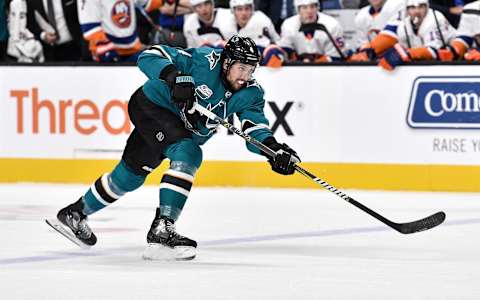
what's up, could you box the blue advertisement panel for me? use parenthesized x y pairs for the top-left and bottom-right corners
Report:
(407, 76), (480, 129)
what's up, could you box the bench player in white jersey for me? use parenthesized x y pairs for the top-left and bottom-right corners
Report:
(227, 0), (285, 67)
(278, 0), (347, 63)
(351, 0), (455, 70)
(437, 1), (480, 61)
(78, 0), (163, 62)
(354, 0), (405, 49)
(183, 0), (233, 48)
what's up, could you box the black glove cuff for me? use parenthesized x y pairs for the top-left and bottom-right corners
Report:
(159, 64), (179, 88)
(261, 136), (279, 158)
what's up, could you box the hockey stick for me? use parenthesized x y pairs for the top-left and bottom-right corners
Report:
(136, 4), (165, 35)
(194, 103), (446, 234)
(170, 0), (180, 34)
(432, 10), (447, 48)
(299, 23), (347, 60)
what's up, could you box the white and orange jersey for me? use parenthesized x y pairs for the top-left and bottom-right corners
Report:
(454, 1), (480, 49)
(223, 10), (280, 49)
(77, 0), (162, 55)
(354, 0), (405, 48)
(183, 8), (234, 48)
(278, 11), (346, 59)
(381, 8), (456, 49)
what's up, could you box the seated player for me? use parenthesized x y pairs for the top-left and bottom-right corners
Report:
(79, 0), (164, 62)
(226, 0), (285, 67)
(277, 0), (347, 63)
(437, 1), (480, 61)
(354, 0), (405, 50)
(183, 0), (233, 48)
(350, 0), (456, 71)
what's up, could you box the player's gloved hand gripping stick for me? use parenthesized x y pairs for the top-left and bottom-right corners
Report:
(161, 65), (196, 113)
(194, 103), (446, 234)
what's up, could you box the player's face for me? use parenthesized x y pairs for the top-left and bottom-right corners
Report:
(194, 1), (214, 23)
(368, 0), (384, 8)
(224, 61), (256, 91)
(407, 4), (428, 27)
(234, 5), (253, 28)
(298, 4), (318, 24)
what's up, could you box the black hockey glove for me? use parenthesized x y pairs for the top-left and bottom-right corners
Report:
(160, 64), (196, 113)
(262, 137), (300, 175)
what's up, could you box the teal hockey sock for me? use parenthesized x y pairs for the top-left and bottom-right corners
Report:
(159, 161), (196, 221)
(82, 160), (146, 215)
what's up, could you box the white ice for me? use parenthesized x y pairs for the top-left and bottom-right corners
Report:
(0, 184), (479, 300)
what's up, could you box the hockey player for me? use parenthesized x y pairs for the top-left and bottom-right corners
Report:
(225, 0), (285, 67)
(277, 0), (347, 63)
(354, 0), (405, 49)
(183, 0), (233, 48)
(6, 0), (44, 62)
(350, 0), (456, 70)
(48, 36), (301, 261)
(78, 0), (164, 62)
(437, 1), (480, 61)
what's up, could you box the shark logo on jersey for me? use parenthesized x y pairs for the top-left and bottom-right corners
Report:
(205, 50), (221, 70)
(204, 100), (227, 130)
(180, 100), (227, 136)
(196, 85), (213, 100)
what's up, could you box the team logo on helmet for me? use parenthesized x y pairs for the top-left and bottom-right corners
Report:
(111, 0), (131, 28)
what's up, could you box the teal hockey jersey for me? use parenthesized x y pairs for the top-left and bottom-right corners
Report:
(137, 45), (273, 155)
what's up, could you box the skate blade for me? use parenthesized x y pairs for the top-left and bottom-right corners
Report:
(142, 243), (196, 261)
(45, 219), (91, 250)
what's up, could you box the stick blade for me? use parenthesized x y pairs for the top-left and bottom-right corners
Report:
(396, 211), (446, 234)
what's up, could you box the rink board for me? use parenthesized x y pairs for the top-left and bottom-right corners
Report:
(1, 65), (480, 191)
(0, 158), (479, 192)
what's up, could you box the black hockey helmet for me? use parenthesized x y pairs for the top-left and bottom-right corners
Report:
(221, 35), (261, 68)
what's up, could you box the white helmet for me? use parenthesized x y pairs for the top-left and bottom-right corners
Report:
(294, 0), (319, 9)
(190, 0), (214, 6)
(230, 0), (254, 11)
(406, 0), (428, 7)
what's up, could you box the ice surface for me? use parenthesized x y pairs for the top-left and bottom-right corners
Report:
(0, 184), (479, 300)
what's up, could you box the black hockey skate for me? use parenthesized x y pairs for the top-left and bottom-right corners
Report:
(45, 198), (97, 249)
(142, 208), (197, 261)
